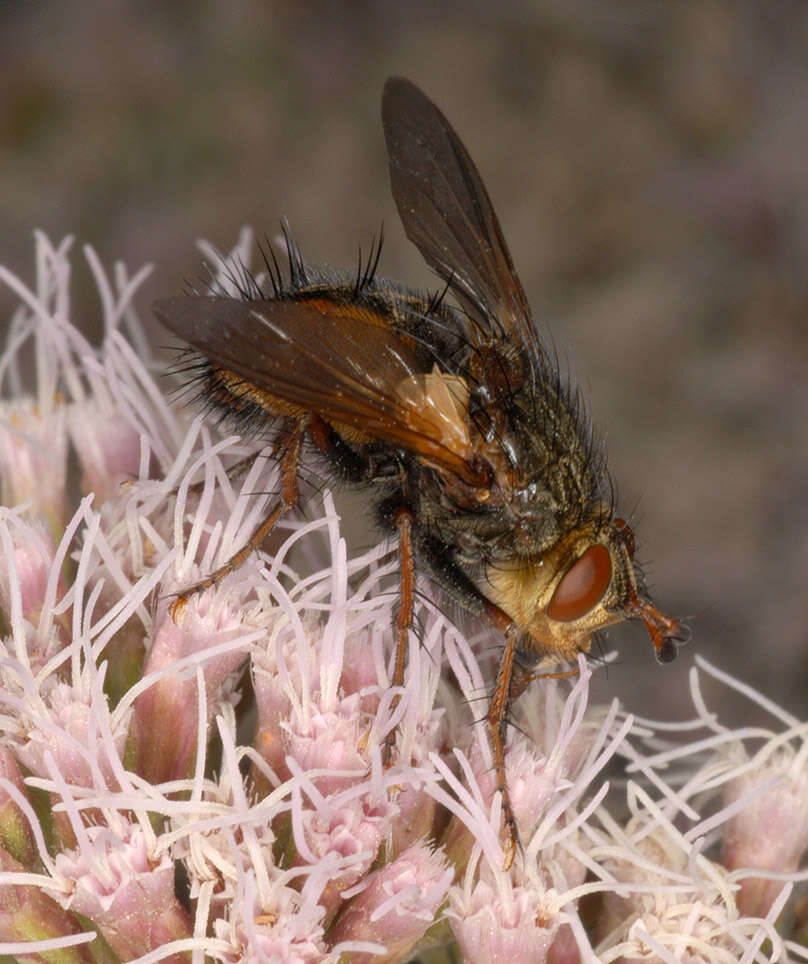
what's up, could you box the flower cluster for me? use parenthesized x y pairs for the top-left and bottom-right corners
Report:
(0, 233), (806, 963)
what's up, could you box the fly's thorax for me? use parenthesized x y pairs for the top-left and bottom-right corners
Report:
(467, 345), (600, 520)
(395, 346), (607, 564)
(481, 512), (639, 661)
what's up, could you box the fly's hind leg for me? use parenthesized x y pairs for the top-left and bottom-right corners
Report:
(303, 425), (414, 768)
(487, 630), (520, 870)
(169, 419), (305, 620)
(380, 507), (416, 767)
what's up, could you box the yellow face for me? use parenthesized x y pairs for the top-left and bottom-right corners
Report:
(481, 514), (684, 664)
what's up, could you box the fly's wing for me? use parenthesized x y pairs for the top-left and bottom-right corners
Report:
(382, 77), (538, 355)
(155, 295), (482, 486)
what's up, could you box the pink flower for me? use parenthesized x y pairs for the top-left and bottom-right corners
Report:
(0, 233), (804, 964)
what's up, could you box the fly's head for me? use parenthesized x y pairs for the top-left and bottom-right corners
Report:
(483, 511), (689, 665)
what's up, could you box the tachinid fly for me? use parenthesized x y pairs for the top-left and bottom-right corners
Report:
(154, 77), (689, 868)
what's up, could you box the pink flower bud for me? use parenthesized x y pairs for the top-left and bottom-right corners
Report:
(128, 592), (256, 783)
(54, 818), (191, 963)
(449, 878), (559, 964)
(67, 403), (142, 504)
(0, 400), (69, 537)
(722, 751), (808, 916)
(0, 514), (61, 627)
(0, 848), (95, 963)
(328, 839), (452, 962)
(0, 748), (36, 868)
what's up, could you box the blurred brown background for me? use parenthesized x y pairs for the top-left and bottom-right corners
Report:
(2, 1), (807, 728)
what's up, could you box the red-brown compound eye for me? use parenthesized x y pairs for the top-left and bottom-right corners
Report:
(547, 544), (613, 623)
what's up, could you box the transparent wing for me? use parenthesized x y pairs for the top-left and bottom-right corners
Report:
(382, 76), (538, 355)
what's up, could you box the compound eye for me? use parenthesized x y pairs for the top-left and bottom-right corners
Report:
(547, 544), (612, 623)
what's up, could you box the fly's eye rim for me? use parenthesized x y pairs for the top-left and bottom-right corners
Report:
(546, 544), (612, 623)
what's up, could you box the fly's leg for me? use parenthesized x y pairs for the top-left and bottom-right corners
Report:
(183, 452), (260, 498)
(309, 416), (413, 767)
(381, 507), (416, 766)
(513, 664), (582, 690)
(169, 420), (305, 620)
(413, 538), (593, 866)
(487, 656), (579, 870)
(122, 452), (259, 499)
(488, 653), (581, 869)
(487, 630), (520, 870)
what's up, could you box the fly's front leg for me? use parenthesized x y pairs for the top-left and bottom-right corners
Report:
(512, 662), (581, 692)
(489, 649), (582, 869)
(170, 418), (305, 620)
(415, 538), (527, 866)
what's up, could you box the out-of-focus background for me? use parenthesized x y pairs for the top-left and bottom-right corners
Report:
(2, 1), (807, 727)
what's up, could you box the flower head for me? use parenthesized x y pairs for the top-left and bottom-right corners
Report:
(0, 234), (804, 964)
